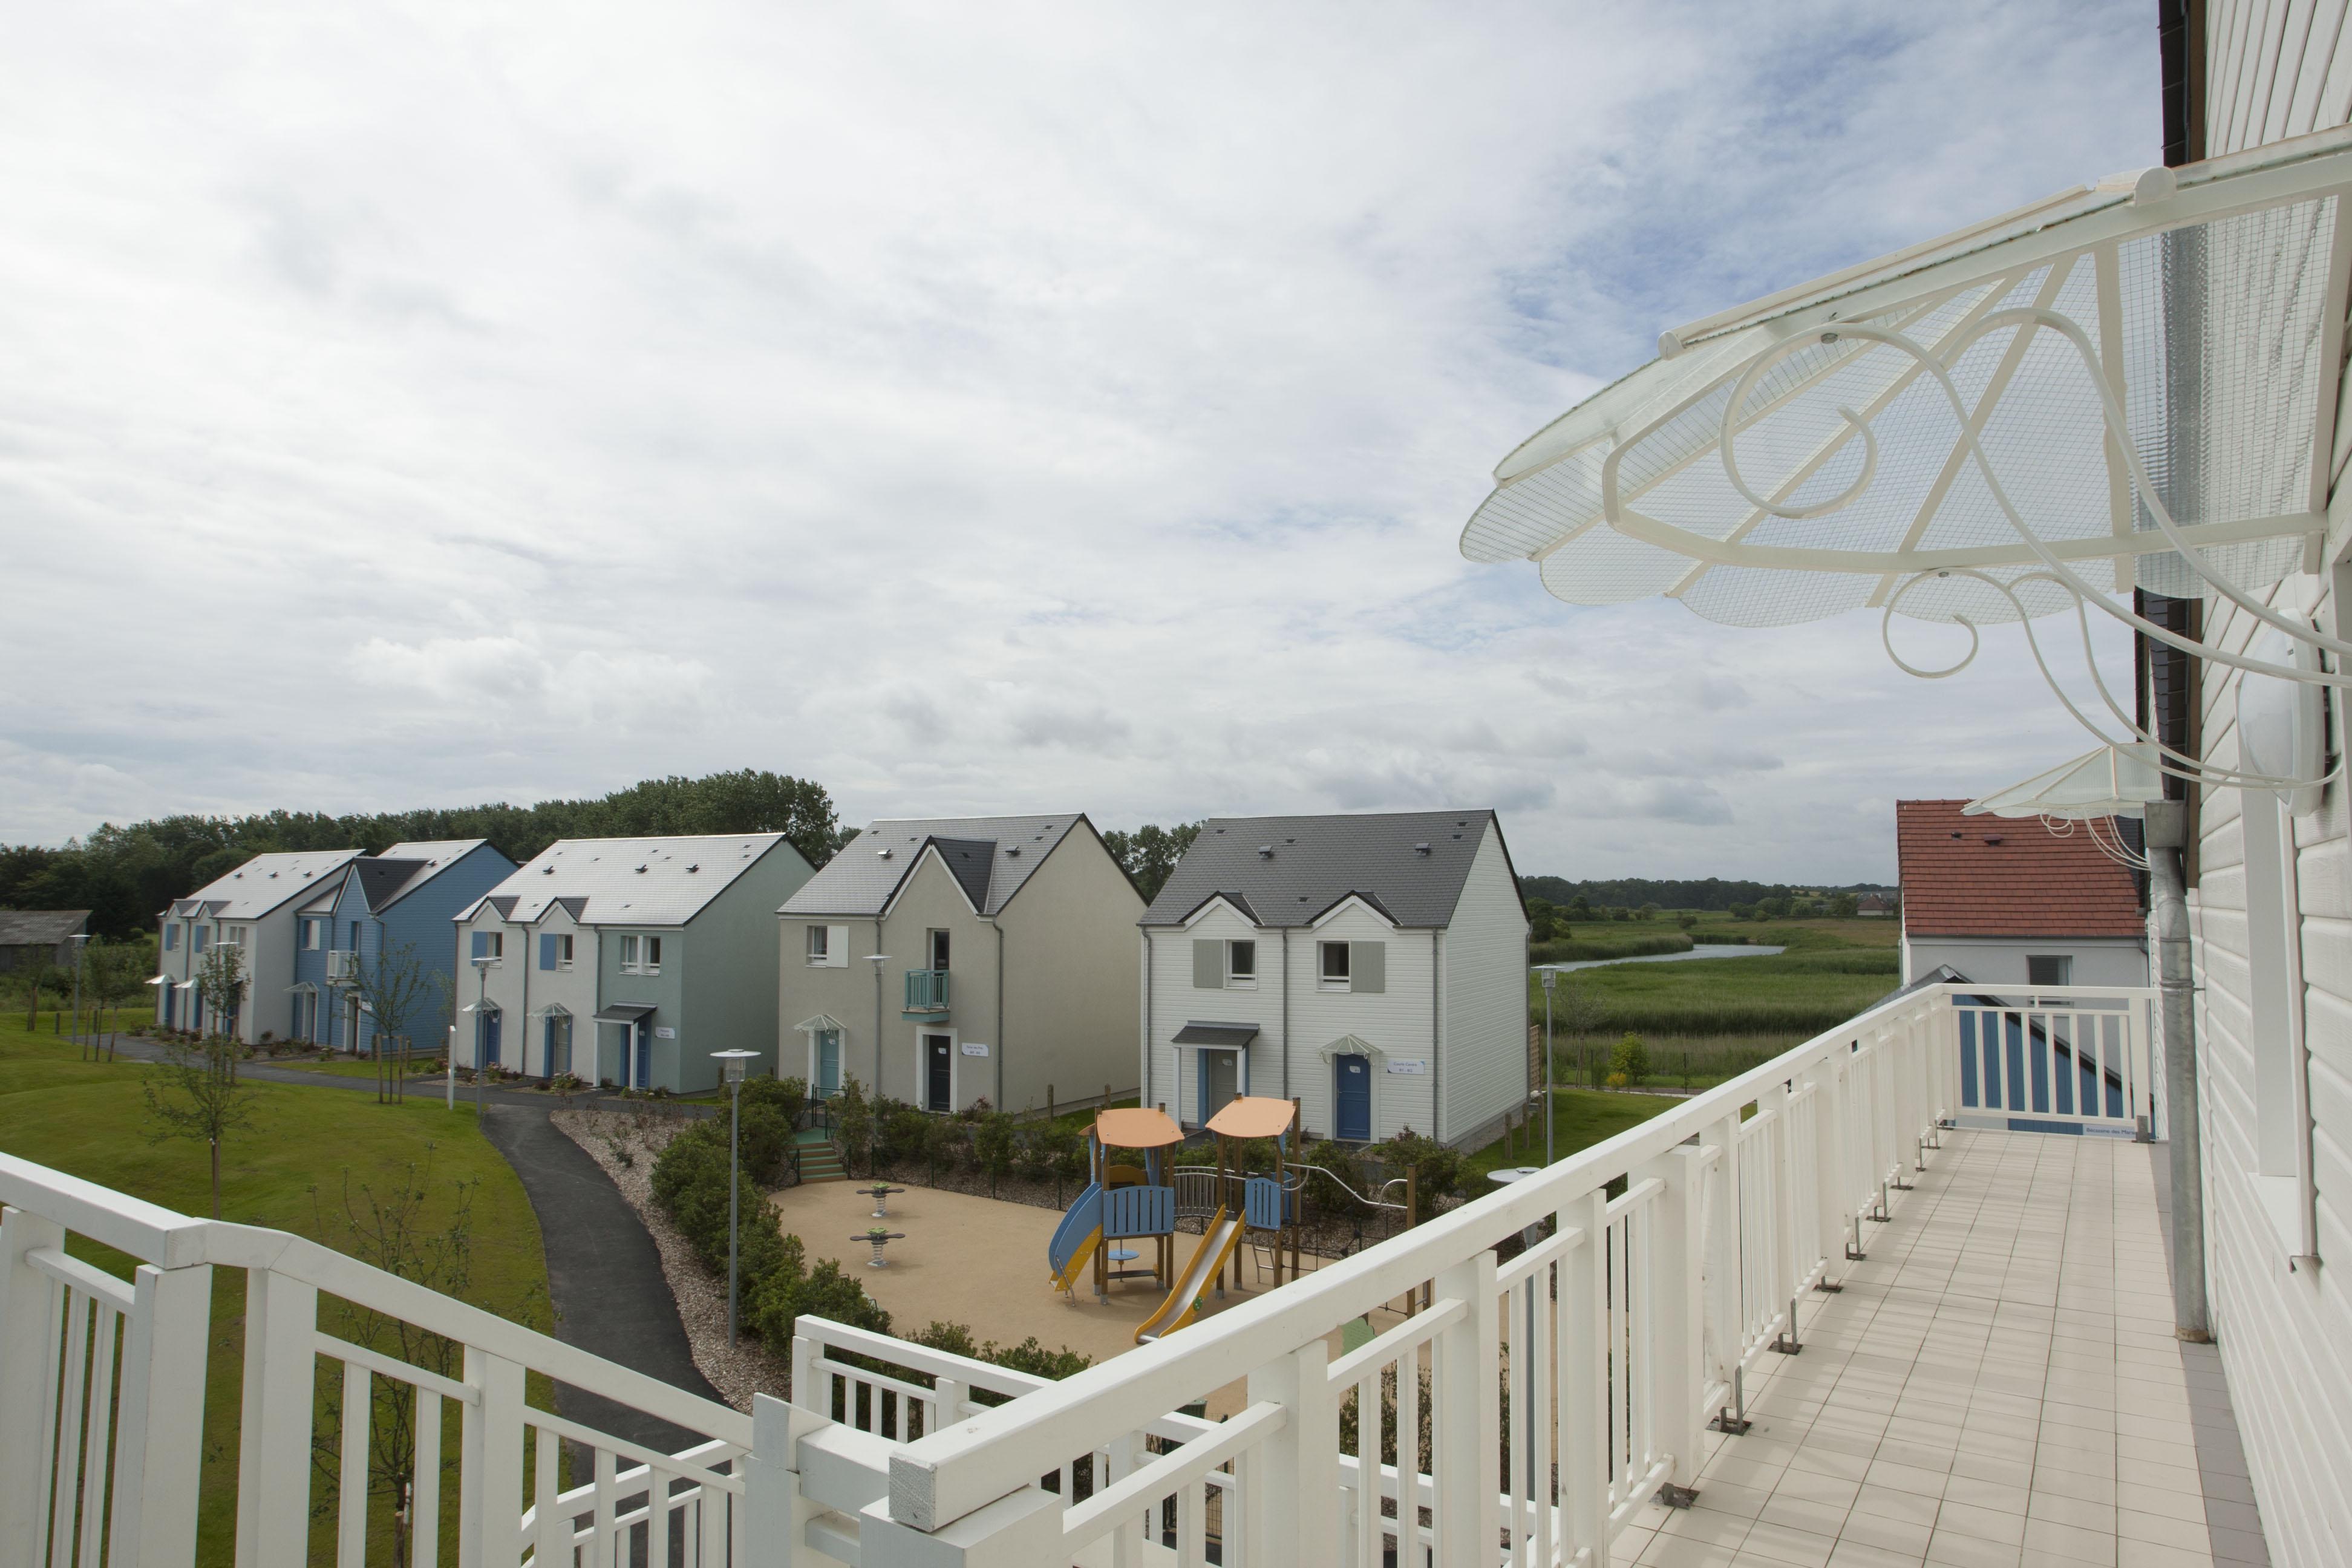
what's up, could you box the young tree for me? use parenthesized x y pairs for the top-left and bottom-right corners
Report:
(10, 950), (56, 1031)
(195, 942), (249, 1051)
(90, 938), (148, 1059)
(343, 941), (450, 1099)
(142, 1026), (262, 1218)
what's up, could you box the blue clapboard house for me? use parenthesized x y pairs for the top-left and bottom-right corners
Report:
(288, 840), (517, 1053)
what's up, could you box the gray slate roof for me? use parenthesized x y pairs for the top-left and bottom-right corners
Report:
(171, 850), (365, 920)
(1140, 811), (1506, 929)
(0, 910), (88, 946)
(472, 834), (794, 926)
(781, 814), (1093, 918)
(356, 860), (428, 910)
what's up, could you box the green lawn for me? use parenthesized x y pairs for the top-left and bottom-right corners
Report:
(0, 1018), (553, 1564)
(1460, 1086), (1682, 1181)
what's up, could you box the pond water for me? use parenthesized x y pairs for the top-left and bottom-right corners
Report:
(1535, 942), (1788, 975)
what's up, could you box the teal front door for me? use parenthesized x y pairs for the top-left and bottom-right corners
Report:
(815, 1028), (841, 1098)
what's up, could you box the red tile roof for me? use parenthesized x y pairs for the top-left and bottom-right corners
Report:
(1895, 799), (2143, 938)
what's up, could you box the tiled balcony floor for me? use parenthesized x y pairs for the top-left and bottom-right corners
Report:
(1619, 1129), (2269, 1568)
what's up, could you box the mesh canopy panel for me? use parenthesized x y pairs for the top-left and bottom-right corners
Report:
(1464, 151), (2350, 630)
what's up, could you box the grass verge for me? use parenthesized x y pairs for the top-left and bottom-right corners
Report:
(0, 1017), (552, 1564)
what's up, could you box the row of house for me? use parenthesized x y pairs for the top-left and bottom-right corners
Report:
(152, 808), (1533, 1146)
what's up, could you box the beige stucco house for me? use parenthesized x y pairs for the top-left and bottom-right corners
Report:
(777, 814), (1145, 1115)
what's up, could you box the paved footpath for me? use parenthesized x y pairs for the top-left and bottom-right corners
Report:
(80, 1036), (724, 1451)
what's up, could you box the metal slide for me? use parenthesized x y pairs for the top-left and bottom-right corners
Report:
(1047, 1182), (1103, 1293)
(1134, 1208), (1244, 1344)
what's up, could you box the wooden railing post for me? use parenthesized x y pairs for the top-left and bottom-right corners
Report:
(1638, 1141), (1706, 1497)
(108, 1260), (214, 1568)
(462, 1347), (526, 1568)
(1431, 1250), (1498, 1567)
(0, 1205), (66, 1566)
(235, 1268), (318, 1568)
(1243, 1338), (1337, 1568)
(1557, 1189), (1607, 1567)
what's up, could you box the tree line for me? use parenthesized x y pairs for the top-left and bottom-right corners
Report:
(1519, 874), (1893, 913)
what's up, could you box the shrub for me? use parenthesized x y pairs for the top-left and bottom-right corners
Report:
(1376, 1128), (1465, 1217)
(742, 1074), (807, 1128)
(831, 1077), (874, 1173)
(1610, 1033), (1650, 1085)
(973, 1112), (1018, 1195)
(1300, 1140), (1366, 1215)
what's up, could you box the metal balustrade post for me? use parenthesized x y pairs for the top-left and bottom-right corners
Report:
(108, 1260), (214, 1568)
(1558, 1189), (1609, 1567)
(1431, 1250), (1499, 1568)
(1638, 1143), (1707, 1500)
(1243, 1338), (1338, 1568)
(0, 1206), (67, 1565)
(235, 1269), (318, 1568)
(463, 1347), (526, 1568)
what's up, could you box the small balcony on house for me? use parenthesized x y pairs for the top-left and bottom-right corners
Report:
(324, 947), (358, 983)
(902, 967), (950, 1016)
(4, 978), (2267, 1568)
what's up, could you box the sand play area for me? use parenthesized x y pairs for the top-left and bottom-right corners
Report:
(771, 1179), (1413, 1416)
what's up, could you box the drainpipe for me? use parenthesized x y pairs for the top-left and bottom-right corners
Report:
(1142, 931), (1152, 1109)
(2145, 800), (2210, 1341)
(1280, 928), (1290, 1102)
(991, 915), (1005, 1111)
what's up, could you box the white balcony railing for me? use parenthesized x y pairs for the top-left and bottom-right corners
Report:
(0, 981), (2155, 1568)
(326, 948), (358, 983)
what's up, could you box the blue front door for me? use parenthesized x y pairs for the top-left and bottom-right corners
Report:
(1334, 1054), (1371, 1142)
(635, 1019), (652, 1089)
(480, 1008), (501, 1067)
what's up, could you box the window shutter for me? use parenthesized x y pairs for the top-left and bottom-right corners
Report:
(540, 933), (558, 970)
(828, 926), (849, 968)
(1350, 941), (1386, 994)
(470, 931), (487, 960)
(1194, 940), (1224, 990)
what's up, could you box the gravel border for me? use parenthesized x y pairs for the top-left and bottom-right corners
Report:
(552, 1108), (791, 1413)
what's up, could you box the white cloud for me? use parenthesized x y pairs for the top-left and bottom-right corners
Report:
(0, 1), (2159, 881)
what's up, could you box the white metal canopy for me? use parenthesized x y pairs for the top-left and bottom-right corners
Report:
(1963, 744), (2166, 819)
(1465, 128), (2352, 632)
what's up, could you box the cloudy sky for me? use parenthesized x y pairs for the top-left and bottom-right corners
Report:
(0, 2), (2156, 881)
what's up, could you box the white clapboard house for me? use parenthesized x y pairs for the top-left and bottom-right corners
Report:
(1137, 810), (1529, 1148)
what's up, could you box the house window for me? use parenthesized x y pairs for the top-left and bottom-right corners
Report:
(164, 926), (178, 952)
(1319, 941), (1351, 989)
(556, 934), (573, 969)
(2026, 954), (2072, 987)
(301, 919), (322, 951)
(620, 935), (639, 971)
(194, 927), (209, 953)
(1227, 939), (1257, 987)
(645, 936), (662, 972)
(621, 935), (662, 974)
(807, 925), (830, 964)
(927, 929), (950, 971)
(471, 930), (504, 963)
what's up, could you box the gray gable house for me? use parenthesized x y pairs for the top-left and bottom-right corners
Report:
(1138, 811), (1529, 1148)
(779, 814), (1143, 1116)
(455, 834), (814, 1094)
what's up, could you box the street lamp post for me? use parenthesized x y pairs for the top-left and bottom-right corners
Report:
(470, 955), (495, 1120)
(71, 933), (90, 1062)
(1540, 967), (1558, 1166)
(712, 1050), (760, 1347)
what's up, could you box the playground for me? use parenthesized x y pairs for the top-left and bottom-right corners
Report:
(768, 1097), (1419, 1414)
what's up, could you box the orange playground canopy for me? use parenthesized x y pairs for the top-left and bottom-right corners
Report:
(1204, 1096), (1296, 1140)
(1094, 1106), (1184, 1150)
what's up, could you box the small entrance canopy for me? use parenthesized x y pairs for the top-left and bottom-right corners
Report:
(1318, 1033), (1385, 1062)
(593, 1003), (656, 1025)
(529, 1002), (572, 1020)
(1204, 1096), (1297, 1140)
(1965, 744), (2165, 820)
(1463, 129), (2352, 632)
(1172, 1021), (1259, 1048)
(792, 1013), (846, 1034)
(1094, 1106), (1184, 1151)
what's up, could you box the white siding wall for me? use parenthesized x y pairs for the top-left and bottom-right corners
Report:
(523, 906), (599, 1079)
(1900, 935), (2149, 991)
(451, 906), (528, 1070)
(2204, 1), (2352, 157)
(1144, 904), (1288, 1128)
(2185, 567), (2352, 1568)
(1289, 904), (1436, 1143)
(1442, 826), (1531, 1146)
